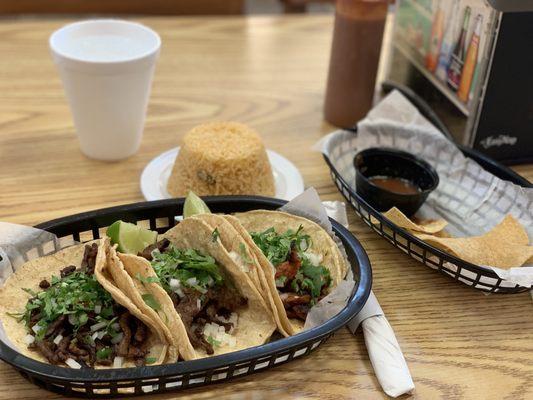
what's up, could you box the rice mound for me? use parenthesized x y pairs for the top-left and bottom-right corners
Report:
(167, 121), (275, 197)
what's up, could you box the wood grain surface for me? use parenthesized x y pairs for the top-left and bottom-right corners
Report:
(0, 15), (532, 400)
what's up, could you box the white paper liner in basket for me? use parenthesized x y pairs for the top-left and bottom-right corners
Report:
(314, 90), (533, 289)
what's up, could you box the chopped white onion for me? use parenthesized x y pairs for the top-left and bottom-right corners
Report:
(169, 278), (181, 289)
(23, 334), (35, 345)
(206, 276), (214, 287)
(203, 322), (237, 348)
(111, 332), (124, 344)
(196, 286), (207, 294)
(111, 322), (120, 332)
(186, 277), (197, 286)
(216, 312), (238, 328)
(229, 251), (241, 264)
(94, 304), (102, 314)
(228, 251), (250, 272)
(65, 358), (82, 369)
(196, 299), (201, 309)
(97, 331), (106, 340)
(303, 251), (323, 266)
(113, 356), (124, 368)
(53, 334), (63, 345)
(175, 288), (185, 298)
(91, 332), (99, 341)
(31, 324), (42, 334)
(90, 321), (107, 332)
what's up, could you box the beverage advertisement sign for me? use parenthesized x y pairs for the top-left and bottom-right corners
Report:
(393, 0), (494, 113)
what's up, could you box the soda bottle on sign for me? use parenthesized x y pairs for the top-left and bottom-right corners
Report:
(457, 14), (483, 103)
(426, 0), (444, 72)
(447, 6), (471, 91)
(435, 0), (460, 82)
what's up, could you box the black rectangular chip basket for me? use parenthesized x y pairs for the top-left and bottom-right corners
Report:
(322, 82), (532, 294)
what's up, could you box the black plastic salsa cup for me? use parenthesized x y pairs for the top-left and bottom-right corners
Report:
(354, 147), (439, 216)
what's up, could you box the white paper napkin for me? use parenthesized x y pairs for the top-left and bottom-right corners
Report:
(348, 293), (414, 398)
(320, 203), (415, 398)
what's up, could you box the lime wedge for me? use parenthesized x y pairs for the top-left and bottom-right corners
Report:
(183, 191), (211, 218)
(106, 220), (158, 254)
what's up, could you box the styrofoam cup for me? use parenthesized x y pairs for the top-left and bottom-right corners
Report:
(50, 20), (161, 161)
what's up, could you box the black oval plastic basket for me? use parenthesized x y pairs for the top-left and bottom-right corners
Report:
(0, 196), (372, 397)
(323, 81), (532, 294)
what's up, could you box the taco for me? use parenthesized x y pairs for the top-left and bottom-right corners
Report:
(0, 238), (172, 369)
(113, 218), (276, 359)
(233, 210), (347, 332)
(193, 213), (292, 337)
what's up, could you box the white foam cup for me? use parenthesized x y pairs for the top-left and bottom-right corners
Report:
(50, 20), (161, 161)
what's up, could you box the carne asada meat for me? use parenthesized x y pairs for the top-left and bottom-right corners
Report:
(81, 243), (98, 274)
(23, 245), (151, 368)
(138, 239), (171, 261)
(171, 286), (246, 354)
(38, 279), (50, 289)
(60, 265), (76, 278)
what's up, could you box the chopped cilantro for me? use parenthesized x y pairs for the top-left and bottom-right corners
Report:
(275, 276), (287, 287)
(135, 273), (160, 284)
(212, 227), (220, 242)
(206, 336), (221, 347)
(15, 270), (115, 340)
(141, 294), (161, 311)
(145, 357), (157, 365)
(96, 346), (112, 360)
(239, 243), (253, 264)
(250, 226), (331, 302)
(150, 245), (223, 294)
(250, 225), (310, 266)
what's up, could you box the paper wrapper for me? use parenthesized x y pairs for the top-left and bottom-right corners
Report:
(315, 90), (533, 288)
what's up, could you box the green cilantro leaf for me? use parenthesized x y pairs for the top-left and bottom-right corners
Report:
(136, 273), (160, 284)
(239, 243), (253, 264)
(145, 357), (157, 365)
(206, 336), (221, 347)
(96, 346), (112, 360)
(212, 228), (220, 242)
(141, 294), (161, 311)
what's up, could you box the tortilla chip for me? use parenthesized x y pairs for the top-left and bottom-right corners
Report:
(415, 215), (532, 269)
(383, 207), (448, 234)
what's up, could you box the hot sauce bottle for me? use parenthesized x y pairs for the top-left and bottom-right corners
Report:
(324, 0), (388, 128)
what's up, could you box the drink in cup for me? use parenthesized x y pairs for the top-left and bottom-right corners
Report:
(49, 20), (161, 161)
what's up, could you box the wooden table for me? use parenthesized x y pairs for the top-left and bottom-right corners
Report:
(0, 15), (532, 400)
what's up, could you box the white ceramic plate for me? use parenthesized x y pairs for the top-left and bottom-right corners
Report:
(140, 147), (304, 201)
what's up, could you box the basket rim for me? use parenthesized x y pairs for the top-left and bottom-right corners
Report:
(322, 152), (531, 288)
(0, 196), (372, 383)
